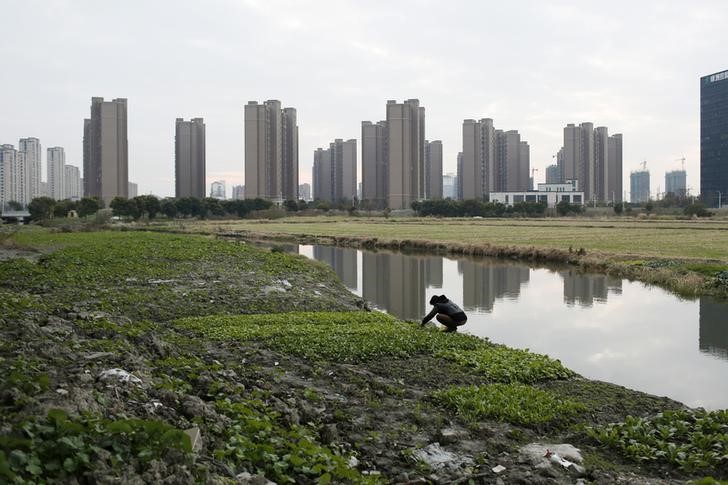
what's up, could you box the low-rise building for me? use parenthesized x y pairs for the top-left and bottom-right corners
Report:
(489, 180), (584, 208)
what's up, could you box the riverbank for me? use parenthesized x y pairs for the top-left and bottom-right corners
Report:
(1, 228), (725, 483)
(145, 217), (728, 299)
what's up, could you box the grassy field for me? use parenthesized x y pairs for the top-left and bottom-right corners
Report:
(160, 216), (728, 261)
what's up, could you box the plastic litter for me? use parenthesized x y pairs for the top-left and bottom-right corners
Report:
(492, 464), (506, 474)
(98, 368), (142, 385)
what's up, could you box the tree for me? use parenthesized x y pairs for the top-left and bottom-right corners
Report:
(160, 198), (178, 219)
(203, 197), (225, 217)
(7, 200), (23, 211)
(613, 202), (624, 215)
(110, 197), (132, 218)
(134, 195), (161, 220)
(684, 202), (712, 218)
(53, 199), (78, 218)
(645, 200), (654, 214)
(78, 197), (101, 217)
(28, 197), (56, 221)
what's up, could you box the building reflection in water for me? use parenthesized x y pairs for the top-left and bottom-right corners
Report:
(560, 269), (622, 307)
(361, 251), (425, 320)
(458, 260), (529, 312)
(312, 246), (358, 290)
(424, 257), (443, 289)
(699, 297), (728, 361)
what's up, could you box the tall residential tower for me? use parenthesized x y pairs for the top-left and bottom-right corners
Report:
(83, 97), (128, 204)
(701, 70), (728, 207)
(175, 117), (206, 199)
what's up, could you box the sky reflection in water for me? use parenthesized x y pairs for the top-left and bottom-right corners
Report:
(293, 244), (728, 410)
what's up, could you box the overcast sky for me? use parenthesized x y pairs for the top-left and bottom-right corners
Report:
(1, 0), (726, 198)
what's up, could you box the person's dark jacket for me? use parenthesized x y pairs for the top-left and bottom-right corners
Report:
(422, 299), (467, 325)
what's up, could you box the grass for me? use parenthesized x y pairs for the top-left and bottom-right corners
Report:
(153, 216), (728, 261)
(432, 384), (586, 427)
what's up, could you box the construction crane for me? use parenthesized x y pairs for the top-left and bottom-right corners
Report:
(674, 157), (686, 171)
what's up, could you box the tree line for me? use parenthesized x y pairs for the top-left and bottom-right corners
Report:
(411, 199), (584, 217)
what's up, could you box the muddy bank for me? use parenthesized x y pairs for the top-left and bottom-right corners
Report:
(213, 230), (728, 300)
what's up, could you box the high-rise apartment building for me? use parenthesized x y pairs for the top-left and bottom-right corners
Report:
(361, 120), (388, 208)
(424, 140), (443, 199)
(386, 99), (425, 210)
(312, 139), (356, 204)
(298, 183), (311, 201)
(83, 97), (128, 204)
(559, 123), (622, 203)
(210, 180), (226, 199)
(244, 100), (298, 203)
(546, 164), (560, 184)
(630, 169), (650, 203)
(175, 118), (206, 199)
(128, 182), (138, 198)
(18, 137), (41, 200)
(462, 119), (530, 198)
(0, 145), (16, 207)
(442, 173), (457, 199)
(231, 185), (245, 200)
(665, 170), (687, 197)
(47, 146), (65, 200)
(64, 165), (81, 200)
(312, 148), (332, 202)
(701, 70), (728, 207)
(456, 152), (463, 200)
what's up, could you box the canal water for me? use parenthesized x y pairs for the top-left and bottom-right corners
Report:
(281, 243), (728, 410)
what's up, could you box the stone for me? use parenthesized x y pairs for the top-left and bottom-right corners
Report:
(411, 443), (474, 472)
(437, 426), (469, 445)
(83, 352), (115, 361)
(236, 472), (277, 484)
(184, 426), (202, 452)
(492, 464), (506, 474)
(98, 368), (142, 385)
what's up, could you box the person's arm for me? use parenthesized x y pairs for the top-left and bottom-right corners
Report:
(421, 306), (437, 325)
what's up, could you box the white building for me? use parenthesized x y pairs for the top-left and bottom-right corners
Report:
(128, 181), (138, 198)
(210, 180), (225, 199)
(47, 146), (65, 200)
(19, 137), (42, 200)
(298, 183), (311, 201)
(64, 165), (82, 200)
(443, 173), (457, 199)
(489, 181), (584, 208)
(0, 144), (31, 207)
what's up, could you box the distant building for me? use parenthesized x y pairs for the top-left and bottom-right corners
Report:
(175, 117), (206, 199)
(386, 99), (425, 210)
(231, 184), (245, 200)
(701, 69), (728, 207)
(546, 164), (560, 184)
(298, 183), (311, 201)
(361, 120), (388, 209)
(443, 173), (457, 199)
(64, 165), (81, 200)
(462, 118), (529, 198)
(630, 169), (650, 203)
(424, 140), (443, 199)
(490, 181), (584, 208)
(312, 139), (356, 203)
(47, 146), (65, 201)
(210, 181), (225, 199)
(0, 145), (18, 207)
(456, 152), (463, 200)
(128, 181), (138, 198)
(18, 137), (42, 200)
(559, 123), (622, 203)
(244, 100), (298, 202)
(83, 97), (128, 205)
(665, 170), (687, 197)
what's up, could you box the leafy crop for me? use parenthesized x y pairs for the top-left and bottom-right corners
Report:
(0, 409), (192, 482)
(435, 347), (576, 383)
(587, 409), (728, 475)
(432, 384), (586, 427)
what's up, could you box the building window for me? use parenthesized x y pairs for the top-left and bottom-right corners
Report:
(514, 195), (524, 203)
(573, 195), (582, 203)
(526, 194), (537, 202)
(561, 195), (569, 202)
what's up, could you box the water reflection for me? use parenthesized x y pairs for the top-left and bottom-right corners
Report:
(296, 244), (728, 408)
(700, 297), (728, 360)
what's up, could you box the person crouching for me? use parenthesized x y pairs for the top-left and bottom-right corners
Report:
(421, 294), (467, 333)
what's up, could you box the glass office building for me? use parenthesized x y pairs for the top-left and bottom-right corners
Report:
(701, 70), (728, 207)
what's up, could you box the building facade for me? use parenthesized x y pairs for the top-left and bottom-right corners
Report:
(47, 146), (65, 200)
(298, 183), (311, 201)
(64, 165), (81, 200)
(312, 147), (332, 202)
(424, 140), (443, 199)
(489, 181), (584, 208)
(701, 69), (728, 207)
(231, 185), (245, 200)
(127, 182), (138, 198)
(546, 164), (560, 184)
(630, 169), (650, 203)
(83, 97), (129, 204)
(361, 120), (388, 208)
(210, 180), (225, 199)
(665, 170), (687, 197)
(442, 173), (457, 199)
(18, 137), (42, 200)
(244, 100), (298, 203)
(386, 99), (425, 210)
(175, 117), (206, 199)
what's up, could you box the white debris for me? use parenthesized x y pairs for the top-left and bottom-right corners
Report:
(56, 388), (69, 396)
(492, 464), (506, 474)
(411, 443), (474, 471)
(184, 426), (202, 452)
(519, 443), (585, 475)
(98, 368), (142, 385)
(348, 456), (359, 468)
(280, 279), (292, 288)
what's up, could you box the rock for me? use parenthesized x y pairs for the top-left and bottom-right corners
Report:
(97, 368), (142, 385)
(495, 478), (505, 485)
(236, 472), (276, 485)
(348, 456), (359, 468)
(184, 426), (202, 452)
(319, 423), (338, 444)
(519, 443), (583, 467)
(182, 395), (211, 419)
(437, 426), (469, 445)
(492, 464), (506, 474)
(83, 352), (115, 361)
(56, 388), (69, 396)
(411, 443), (474, 472)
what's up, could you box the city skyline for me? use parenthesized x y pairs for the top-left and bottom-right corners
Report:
(1, 1), (724, 198)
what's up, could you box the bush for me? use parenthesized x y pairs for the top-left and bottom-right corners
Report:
(684, 203), (713, 218)
(556, 200), (584, 216)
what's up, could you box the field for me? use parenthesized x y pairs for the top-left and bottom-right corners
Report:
(3, 227), (725, 483)
(159, 217), (728, 261)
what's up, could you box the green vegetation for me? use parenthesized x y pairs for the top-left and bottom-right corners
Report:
(587, 409), (728, 474)
(0, 409), (193, 483)
(436, 348), (576, 383)
(432, 384), (585, 427)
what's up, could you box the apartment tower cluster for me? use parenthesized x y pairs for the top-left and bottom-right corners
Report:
(312, 139), (357, 203)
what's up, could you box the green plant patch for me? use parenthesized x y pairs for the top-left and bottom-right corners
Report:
(681, 263), (728, 277)
(587, 409), (728, 475)
(174, 311), (484, 362)
(432, 384), (586, 427)
(0, 409), (193, 483)
(435, 347), (576, 383)
(214, 398), (380, 484)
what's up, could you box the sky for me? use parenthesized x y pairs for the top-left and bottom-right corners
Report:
(1, 0), (727, 198)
